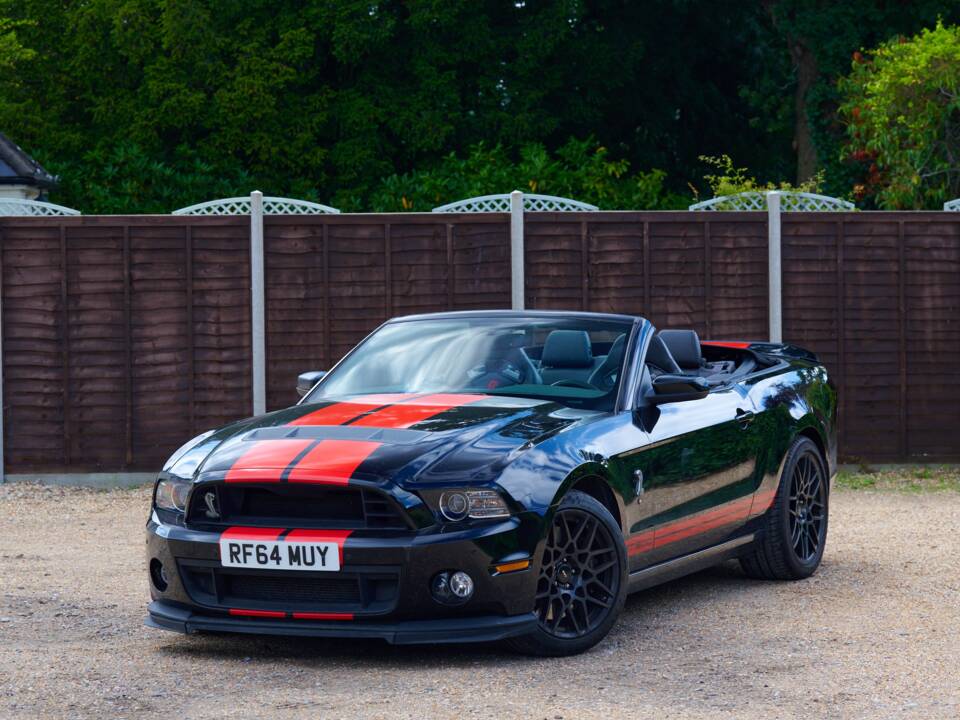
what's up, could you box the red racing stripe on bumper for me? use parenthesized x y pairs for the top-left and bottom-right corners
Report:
(284, 528), (353, 565)
(228, 608), (286, 618)
(291, 612), (354, 621)
(220, 526), (285, 541)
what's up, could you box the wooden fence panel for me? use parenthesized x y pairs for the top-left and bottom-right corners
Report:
(129, 224), (192, 469)
(1, 211), (957, 472)
(263, 215), (509, 411)
(1, 223), (65, 469)
(903, 219), (960, 459)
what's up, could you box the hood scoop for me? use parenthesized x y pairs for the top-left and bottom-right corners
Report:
(244, 425), (431, 445)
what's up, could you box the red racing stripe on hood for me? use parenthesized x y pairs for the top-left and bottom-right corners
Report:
(289, 394), (418, 426)
(350, 393), (486, 429)
(225, 438), (314, 483)
(285, 439), (382, 486)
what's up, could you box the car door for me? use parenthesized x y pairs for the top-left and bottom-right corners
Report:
(633, 377), (763, 567)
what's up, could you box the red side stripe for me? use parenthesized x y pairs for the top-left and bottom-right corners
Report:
(750, 488), (778, 515)
(286, 439), (381, 486)
(284, 528), (353, 564)
(627, 494), (758, 556)
(351, 393), (486, 429)
(225, 438), (314, 483)
(289, 394), (417, 426)
(702, 341), (752, 349)
(292, 612), (354, 621)
(220, 526), (285, 541)
(229, 608), (286, 618)
(626, 531), (655, 556)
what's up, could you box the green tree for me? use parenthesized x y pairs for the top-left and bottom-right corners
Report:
(370, 138), (686, 211)
(0, 0), (783, 212)
(839, 22), (960, 209)
(742, 0), (960, 194)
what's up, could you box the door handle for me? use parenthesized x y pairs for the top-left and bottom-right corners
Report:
(735, 409), (755, 428)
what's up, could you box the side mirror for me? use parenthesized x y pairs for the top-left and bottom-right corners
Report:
(647, 374), (709, 405)
(296, 370), (327, 398)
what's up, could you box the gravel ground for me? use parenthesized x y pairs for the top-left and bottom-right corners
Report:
(1, 483), (958, 720)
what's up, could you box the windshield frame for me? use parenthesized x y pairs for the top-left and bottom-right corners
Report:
(300, 311), (647, 413)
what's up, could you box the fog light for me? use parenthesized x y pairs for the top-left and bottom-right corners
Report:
(430, 570), (474, 605)
(449, 571), (474, 599)
(150, 559), (168, 592)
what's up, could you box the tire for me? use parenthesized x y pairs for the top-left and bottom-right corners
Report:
(740, 436), (829, 581)
(507, 490), (627, 656)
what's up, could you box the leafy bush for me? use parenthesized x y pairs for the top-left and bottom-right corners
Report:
(697, 154), (825, 197)
(690, 155), (829, 209)
(367, 138), (686, 212)
(839, 21), (960, 209)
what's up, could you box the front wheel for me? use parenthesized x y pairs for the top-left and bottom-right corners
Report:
(507, 490), (627, 656)
(740, 436), (829, 580)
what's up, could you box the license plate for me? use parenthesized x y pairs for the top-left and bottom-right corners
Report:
(219, 539), (340, 572)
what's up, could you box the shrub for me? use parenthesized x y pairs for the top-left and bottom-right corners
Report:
(839, 21), (960, 209)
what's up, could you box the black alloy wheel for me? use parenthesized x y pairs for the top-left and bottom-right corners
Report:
(740, 436), (829, 581)
(509, 490), (627, 656)
(536, 507), (619, 638)
(789, 452), (826, 562)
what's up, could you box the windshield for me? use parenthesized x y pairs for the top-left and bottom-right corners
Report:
(306, 316), (635, 411)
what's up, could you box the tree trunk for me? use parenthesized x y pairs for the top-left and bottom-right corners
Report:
(791, 39), (818, 184)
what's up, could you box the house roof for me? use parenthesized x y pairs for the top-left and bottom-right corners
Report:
(0, 132), (57, 189)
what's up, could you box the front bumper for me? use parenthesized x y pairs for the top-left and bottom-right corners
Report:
(145, 512), (542, 642)
(147, 600), (537, 644)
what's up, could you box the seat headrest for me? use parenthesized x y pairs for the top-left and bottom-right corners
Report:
(542, 330), (593, 368)
(645, 335), (682, 374)
(658, 330), (702, 369)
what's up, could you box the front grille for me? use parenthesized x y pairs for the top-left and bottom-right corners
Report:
(226, 574), (361, 604)
(186, 483), (409, 530)
(179, 560), (399, 615)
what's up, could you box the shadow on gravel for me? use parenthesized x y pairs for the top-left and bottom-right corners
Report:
(153, 561), (765, 666)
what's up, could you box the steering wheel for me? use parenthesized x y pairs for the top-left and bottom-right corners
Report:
(469, 348), (542, 390)
(550, 379), (596, 390)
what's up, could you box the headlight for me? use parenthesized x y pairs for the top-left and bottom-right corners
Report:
(154, 477), (192, 513)
(163, 429), (216, 478)
(439, 489), (510, 521)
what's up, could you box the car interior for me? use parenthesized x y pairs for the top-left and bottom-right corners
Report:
(514, 327), (761, 395)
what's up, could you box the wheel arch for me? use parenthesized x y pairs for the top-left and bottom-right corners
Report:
(567, 475), (623, 530)
(796, 426), (827, 465)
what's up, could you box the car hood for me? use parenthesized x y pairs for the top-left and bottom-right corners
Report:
(188, 393), (597, 488)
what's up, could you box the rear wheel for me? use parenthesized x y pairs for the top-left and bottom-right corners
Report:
(508, 490), (627, 656)
(741, 436), (828, 580)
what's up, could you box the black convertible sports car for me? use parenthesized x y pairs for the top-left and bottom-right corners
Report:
(146, 310), (837, 656)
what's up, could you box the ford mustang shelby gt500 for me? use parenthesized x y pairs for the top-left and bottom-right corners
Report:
(146, 310), (837, 656)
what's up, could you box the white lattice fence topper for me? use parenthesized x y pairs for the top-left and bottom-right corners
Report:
(433, 193), (598, 213)
(0, 198), (80, 216)
(173, 196), (340, 215)
(689, 191), (854, 212)
(944, 199), (960, 211)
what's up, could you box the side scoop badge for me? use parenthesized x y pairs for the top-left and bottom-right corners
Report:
(634, 469), (644, 502)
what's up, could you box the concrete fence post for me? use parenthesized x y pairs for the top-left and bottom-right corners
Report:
(250, 190), (266, 415)
(767, 191), (783, 343)
(510, 190), (525, 310)
(0, 241), (4, 483)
